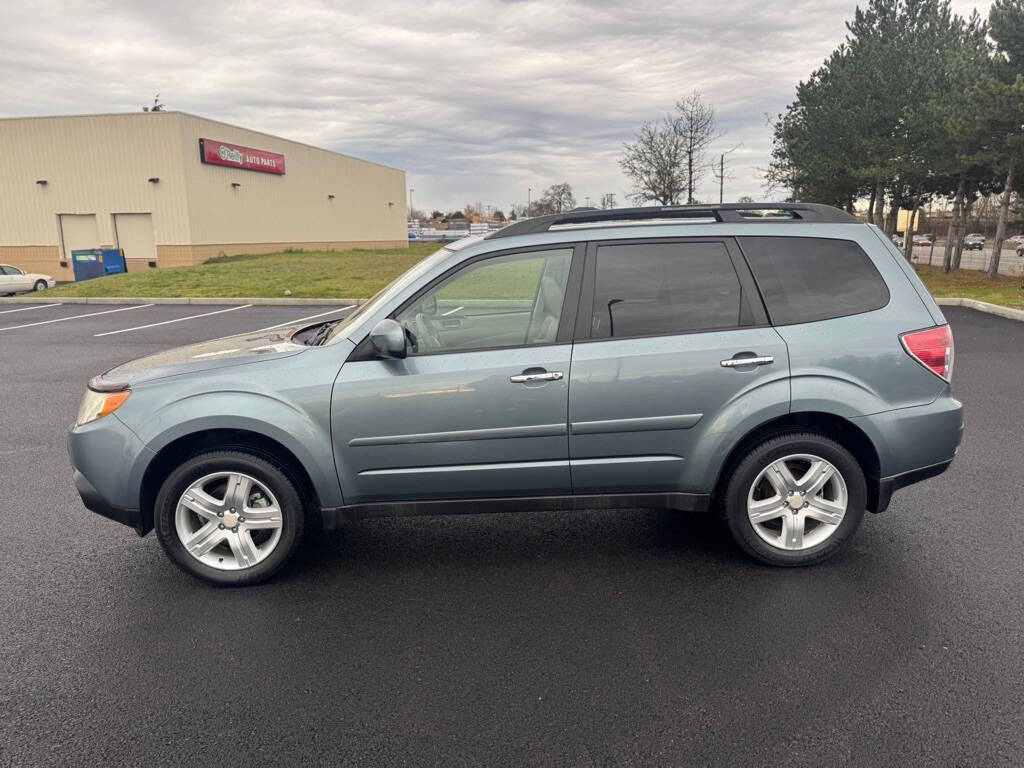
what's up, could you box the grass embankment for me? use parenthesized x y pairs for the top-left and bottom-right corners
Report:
(45, 244), (438, 299)
(43, 243), (1024, 309)
(914, 265), (1024, 309)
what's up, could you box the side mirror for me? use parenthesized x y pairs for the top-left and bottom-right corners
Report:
(369, 318), (407, 359)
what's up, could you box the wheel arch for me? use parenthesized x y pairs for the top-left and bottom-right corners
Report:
(138, 428), (323, 535)
(710, 411), (884, 512)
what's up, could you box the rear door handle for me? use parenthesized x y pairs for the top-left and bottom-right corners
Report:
(510, 371), (564, 383)
(720, 356), (774, 368)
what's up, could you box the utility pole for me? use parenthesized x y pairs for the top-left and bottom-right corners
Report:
(408, 188), (414, 218)
(716, 143), (742, 204)
(527, 187), (531, 218)
(719, 155), (724, 205)
(687, 149), (694, 205)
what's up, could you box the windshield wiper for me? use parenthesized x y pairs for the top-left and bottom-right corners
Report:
(307, 320), (341, 346)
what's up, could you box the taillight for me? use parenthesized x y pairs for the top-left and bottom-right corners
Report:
(901, 325), (953, 381)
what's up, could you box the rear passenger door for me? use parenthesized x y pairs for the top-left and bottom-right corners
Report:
(568, 238), (790, 495)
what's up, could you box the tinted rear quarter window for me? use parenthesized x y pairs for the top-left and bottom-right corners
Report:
(591, 241), (754, 338)
(738, 236), (889, 325)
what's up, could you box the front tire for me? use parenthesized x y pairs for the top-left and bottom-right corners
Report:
(155, 450), (305, 585)
(33, 280), (47, 291)
(722, 432), (866, 566)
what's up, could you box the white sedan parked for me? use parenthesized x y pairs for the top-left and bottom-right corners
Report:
(0, 264), (56, 295)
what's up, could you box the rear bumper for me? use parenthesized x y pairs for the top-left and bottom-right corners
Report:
(854, 395), (964, 512)
(874, 459), (953, 513)
(72, 469), (145, 534)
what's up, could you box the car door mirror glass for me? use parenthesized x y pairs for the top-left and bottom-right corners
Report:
(369, 318), (407, 359)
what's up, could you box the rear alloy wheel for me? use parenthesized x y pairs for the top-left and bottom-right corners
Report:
(34, 280), (48, 291)
(723, 433), (865, 566)
(155, 451), (305, 585)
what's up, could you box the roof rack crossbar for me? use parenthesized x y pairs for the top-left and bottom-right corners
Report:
(486, 202), (858, 239)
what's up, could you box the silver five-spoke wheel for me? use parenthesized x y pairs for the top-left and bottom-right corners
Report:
(174, 471), (284, 570)
(747, 454), (848, 551)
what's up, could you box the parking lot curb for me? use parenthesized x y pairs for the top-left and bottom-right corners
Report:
(936, 297), (1024, 322)
(0, 297), (365, 306)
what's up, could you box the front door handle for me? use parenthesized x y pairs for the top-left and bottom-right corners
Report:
(720, 356), (774, 368)
(510, 371), (564, 383)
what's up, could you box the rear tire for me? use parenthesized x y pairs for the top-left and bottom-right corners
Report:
(722, 432), (866, 566)
(155, 450), (305, 585)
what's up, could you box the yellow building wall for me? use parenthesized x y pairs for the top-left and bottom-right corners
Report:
(0, 112), (408, 278)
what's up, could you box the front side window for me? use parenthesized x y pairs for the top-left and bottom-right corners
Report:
(396, 248), (573, 354)
(590, 241), (752, 339)
(0, 266), (18, 275)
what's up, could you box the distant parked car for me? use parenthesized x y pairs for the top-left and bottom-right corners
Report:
(1008, 234), (1024, 246)
(1017, 243), (1024, 258)
(963, 234), (985, 251)
(913, 234), (932, 245)
(0, 264), (55, 295)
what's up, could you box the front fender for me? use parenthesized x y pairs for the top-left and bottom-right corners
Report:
(120, 379), (343, 509)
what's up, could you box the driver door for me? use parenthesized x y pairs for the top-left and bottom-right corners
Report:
(332, 245), (582, 505)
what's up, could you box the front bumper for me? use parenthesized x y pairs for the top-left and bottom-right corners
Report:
(73, 469), (145, 534)
(68, 415), (154, 535)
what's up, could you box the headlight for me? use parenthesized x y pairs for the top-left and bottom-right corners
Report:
(77, 388), (131, 426)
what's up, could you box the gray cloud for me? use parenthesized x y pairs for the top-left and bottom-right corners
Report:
(0, 0), (990, 212)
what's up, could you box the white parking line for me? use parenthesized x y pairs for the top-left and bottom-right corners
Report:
(93, 304), (254, 337)
(0, 304), (154, 332)
(0, 303), (63, 315)
(255, 306), (356, 332)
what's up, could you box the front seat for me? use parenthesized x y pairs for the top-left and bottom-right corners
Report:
(527, 275), (564, 344)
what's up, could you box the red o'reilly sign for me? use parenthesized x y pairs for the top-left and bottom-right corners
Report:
(199, 138), (286, 175)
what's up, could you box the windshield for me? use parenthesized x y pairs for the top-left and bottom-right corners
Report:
(324, 243), (465, 344)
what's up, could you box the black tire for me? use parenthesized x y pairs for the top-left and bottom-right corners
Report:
(722, 432), (866, 567)
(155, 450), (305, 586)
(33, 280), (47, 291)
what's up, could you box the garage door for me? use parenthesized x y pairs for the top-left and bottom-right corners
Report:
(114, 213), (156, 266)
(59, 214), (99, 263)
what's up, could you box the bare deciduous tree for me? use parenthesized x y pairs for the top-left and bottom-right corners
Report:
(619, 116), (688, 205)
(676, 91), (719, 204)
(535, 183), (576, 214)
(620, 92), (719, 206)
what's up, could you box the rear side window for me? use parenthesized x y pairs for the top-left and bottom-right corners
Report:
(738, 237), (889, 325)
(590, 241), (754, 339)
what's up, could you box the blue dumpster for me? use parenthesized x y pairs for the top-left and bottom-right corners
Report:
(71, 248), (127, 282)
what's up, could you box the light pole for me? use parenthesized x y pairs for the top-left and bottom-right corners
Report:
(408, 188), (414, 218)
(527, 187), (531, 218)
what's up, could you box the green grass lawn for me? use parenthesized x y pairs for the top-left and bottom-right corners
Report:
(46, 244), (439, 299)
(44, 243), (1024, 309)
(914, 264), (1024, 309)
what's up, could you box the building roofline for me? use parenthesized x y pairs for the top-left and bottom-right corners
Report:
(0, 110), (404, 173)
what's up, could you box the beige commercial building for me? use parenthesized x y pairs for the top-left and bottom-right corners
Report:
(0, 112), (408, 279)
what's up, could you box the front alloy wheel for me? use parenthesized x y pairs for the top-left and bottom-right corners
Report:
(175, 471), (284, 570)
(155, 450), (305, 585)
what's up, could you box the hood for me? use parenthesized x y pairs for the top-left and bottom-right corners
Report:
(89, 324), (312, 391)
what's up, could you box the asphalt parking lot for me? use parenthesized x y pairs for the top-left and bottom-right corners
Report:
(1, 303), (1022, 766)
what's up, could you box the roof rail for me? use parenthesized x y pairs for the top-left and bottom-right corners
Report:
(486, 202), (858, 239)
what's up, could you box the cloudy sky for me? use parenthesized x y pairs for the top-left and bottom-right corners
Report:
(1, 0), (991, 213)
